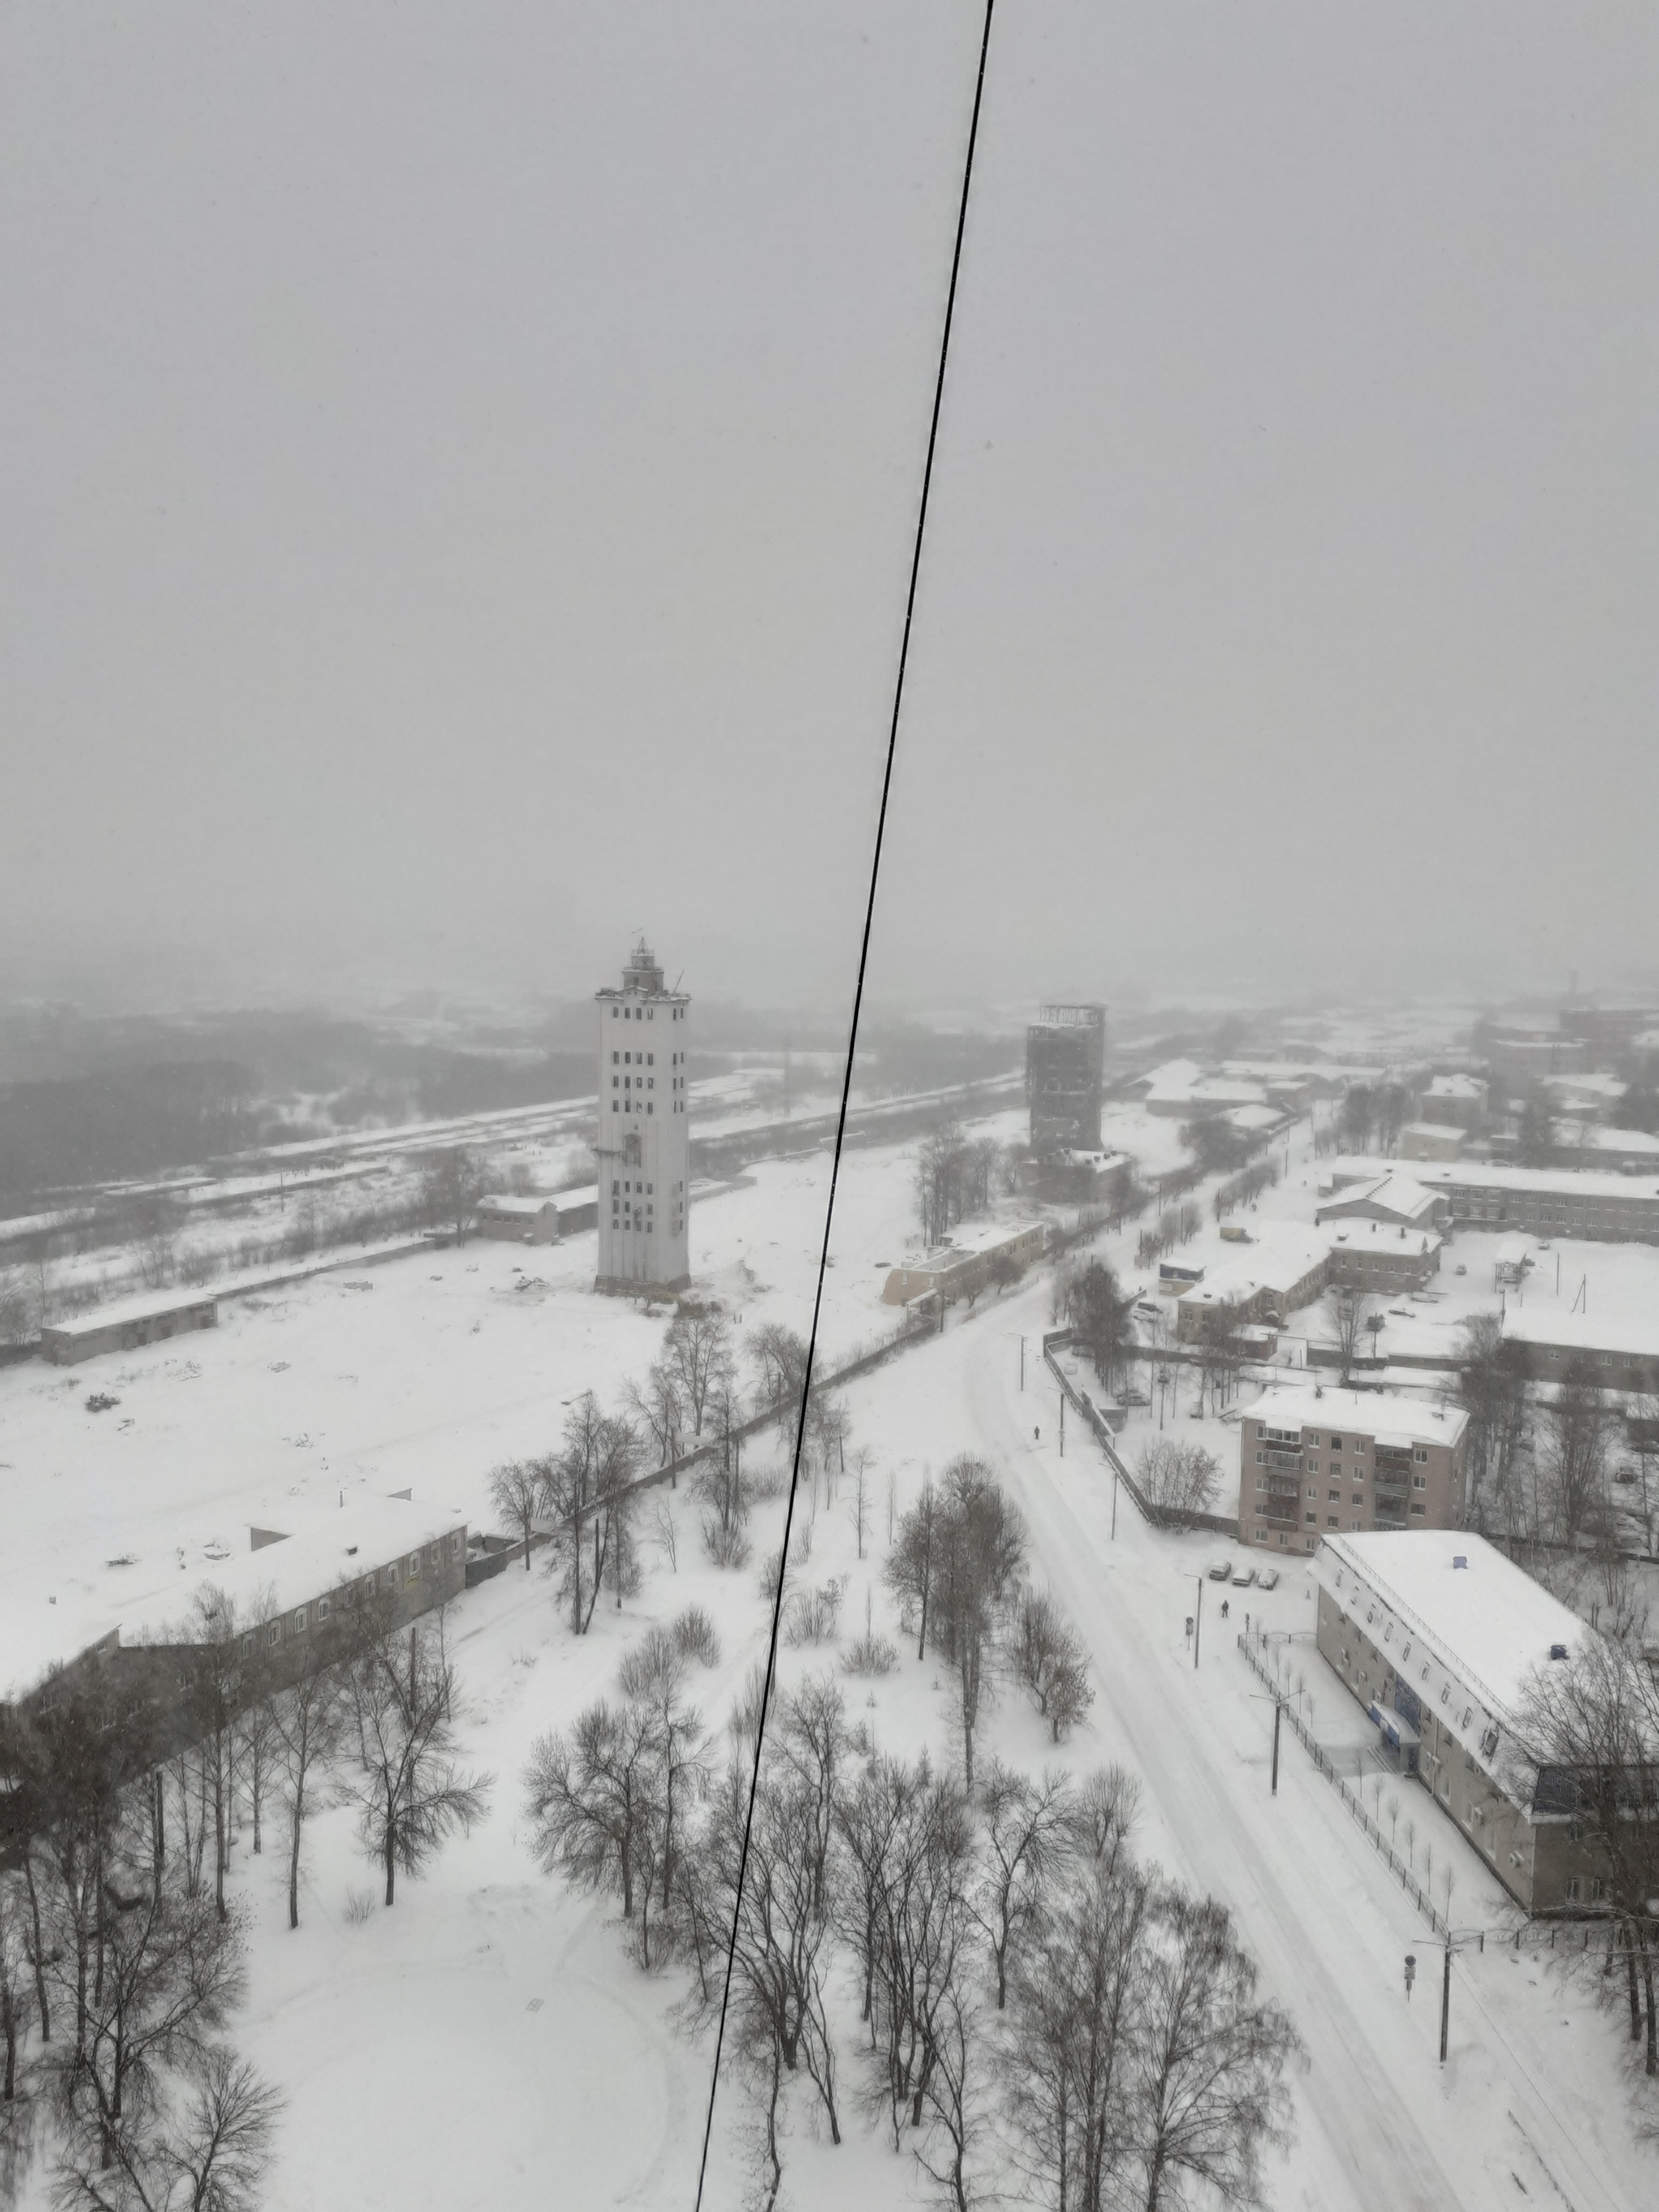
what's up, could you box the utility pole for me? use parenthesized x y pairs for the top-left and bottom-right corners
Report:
(1019, 1336), (1025, 1391)
(1194, 1576), (1202, 1668)
(1060, 1389), (1065, 1458)
(1439, 1941), (1452, 2065)
(1111, 1465), (1118, 1541)
(1272, 1697), (1282, 1794)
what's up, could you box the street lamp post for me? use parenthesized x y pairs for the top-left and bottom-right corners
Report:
(1193, 1575), (1203, 1668)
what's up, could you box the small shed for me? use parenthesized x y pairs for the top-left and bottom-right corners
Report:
(476, 1196), (561, 1245)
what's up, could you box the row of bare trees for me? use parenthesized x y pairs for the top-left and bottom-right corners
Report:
(1458, 1316), (1631, 1549)
(489, 1308), (862, 1617)
(0, 1581), (489, 2205)
(528, 1655), (1301, 2210)
(915, 1122), (1013, 1247)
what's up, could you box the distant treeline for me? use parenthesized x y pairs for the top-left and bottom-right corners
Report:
(0, 1060), (260, 1202)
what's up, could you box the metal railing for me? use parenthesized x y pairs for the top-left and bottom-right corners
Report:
(1237, 1626), (1449, 1936)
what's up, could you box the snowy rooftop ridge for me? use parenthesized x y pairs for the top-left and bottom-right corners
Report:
(1328, 1155), (1659, 1202)
(1314, 1529), (1588, 1723)
(1241, 1383), (1468, 1451)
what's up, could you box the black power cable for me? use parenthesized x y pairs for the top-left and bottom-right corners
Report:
(691, 5), (999, 2200)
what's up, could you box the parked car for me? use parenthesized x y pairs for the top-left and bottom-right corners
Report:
(1230, 1564), (1256, 1588)
(1208, 1558), (1232, 1581)
(1256, 1566), (1280, 1591)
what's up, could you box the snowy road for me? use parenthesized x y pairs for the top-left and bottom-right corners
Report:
(842, 1281), (1648, 2212)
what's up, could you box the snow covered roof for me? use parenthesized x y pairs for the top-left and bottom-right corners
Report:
(1401, 1122), (1465, 1143)
(1224, 1103), (1283, 1131)
(477, 1194), (559, 1217)
(1241, 1384), (1467, 1451)
(1316, 1171), (1439, 1225)
(121, 1496), (468, 1645)
(1180, 1226), (1329, 1307)
(1426, 1074), (1487, 1099)
(1329, 1156), (1659, 1203)
(41, 1286), (220, 1339)
(1315, 1529), (1587, 1724)
(1503, 1307), (1659, 1362)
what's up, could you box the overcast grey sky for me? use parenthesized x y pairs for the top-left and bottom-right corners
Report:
(2, 3), (1654, 1016)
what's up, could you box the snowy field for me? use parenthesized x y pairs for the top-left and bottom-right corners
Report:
(6, 1109), (1656, 2210)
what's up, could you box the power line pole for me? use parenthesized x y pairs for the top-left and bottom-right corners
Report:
(1194, 1575), (1202, 1668)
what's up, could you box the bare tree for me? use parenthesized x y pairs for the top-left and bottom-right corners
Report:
(1135, 1439), (1222, 1533)
(625, 1362), (684, 1477)
(1009, 1592), (1094, 1743)
(1544, 1362), (1612, 1544)
(1324, 1286), (1375, 1387)
(526, 1698), (660, 1943)
(848, 1448), (874, 1563)
(1512, 1635), (1659, 2080)
(487, 1459), (544, 1570)
(53, 2041), (282, 2212)
(859, 1758), (976, 2147)
(1006, 1853), (1154, 2212)
(269, 1630), (348, 1933)
(418, 1146), (486, 1242)
(932, 1457), (1026, 1787)
(542, 1396), (642, 1632)
(343, 1618), (490, 1906)
(661, 1306), (732, 1438)
(682, 1739), (844, 2144)
(971, 1762), (1072, 2010)
(1134, 1887), (1302, 2212)
(886, 1475), (938, 1660)
(617, 1631), (710, 1920)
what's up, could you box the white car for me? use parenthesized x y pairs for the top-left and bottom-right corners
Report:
(1230, 1564), (1256, 1588)
(1256, 1566), (1281, 1592)
(1207, 1558), (1232, 1581)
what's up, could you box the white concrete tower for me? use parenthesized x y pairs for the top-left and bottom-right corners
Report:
(595, 936), (691, 1295)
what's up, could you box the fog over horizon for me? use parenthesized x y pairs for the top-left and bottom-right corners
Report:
(3, 2), (1655, 1021)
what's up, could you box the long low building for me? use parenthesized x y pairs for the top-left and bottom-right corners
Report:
(41, 1289), (220, 1365)
(1312, 1531), (1611, 1914)
(1238, 1386), (1468, 1551)
(882, 1220), (1047, 1307)
(1327, 1155), (1659, 1243)
(1500, 1307), (1659, 1393)
(475, 1184), (600, 1243)
(2, 1496), (468, 1740)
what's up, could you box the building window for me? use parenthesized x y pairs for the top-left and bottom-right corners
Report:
(450, 1533), (463, 1560)
(429, 1545), (440, 1568)
(1414, 1447), (1428, 1464)
(1328, 1489), (1340, 1502)
(1410, 1503), (1427, 1516)
(268, 1622), (281, 1647)
(293, 1606), (307, 1632)
(1305, 1511), (1316, 1524)
(386, 1566), (398, 1588)
(318, 1596), (332, 1622)
(408, 1554), (421, 1580)
(1412, 1474), (1427, 1490)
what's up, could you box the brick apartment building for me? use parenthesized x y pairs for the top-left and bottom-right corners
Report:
(1313, 1532), (1614, 1914)
(1239, 1386), (1468, 1553)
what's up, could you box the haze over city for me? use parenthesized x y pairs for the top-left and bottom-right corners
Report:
(2, 10), (1657, 2212)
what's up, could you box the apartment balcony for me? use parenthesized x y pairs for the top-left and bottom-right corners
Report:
(1261, 1449), (1303, 1473)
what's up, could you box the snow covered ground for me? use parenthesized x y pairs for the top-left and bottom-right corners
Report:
(6, 1106), (1654, 2210)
